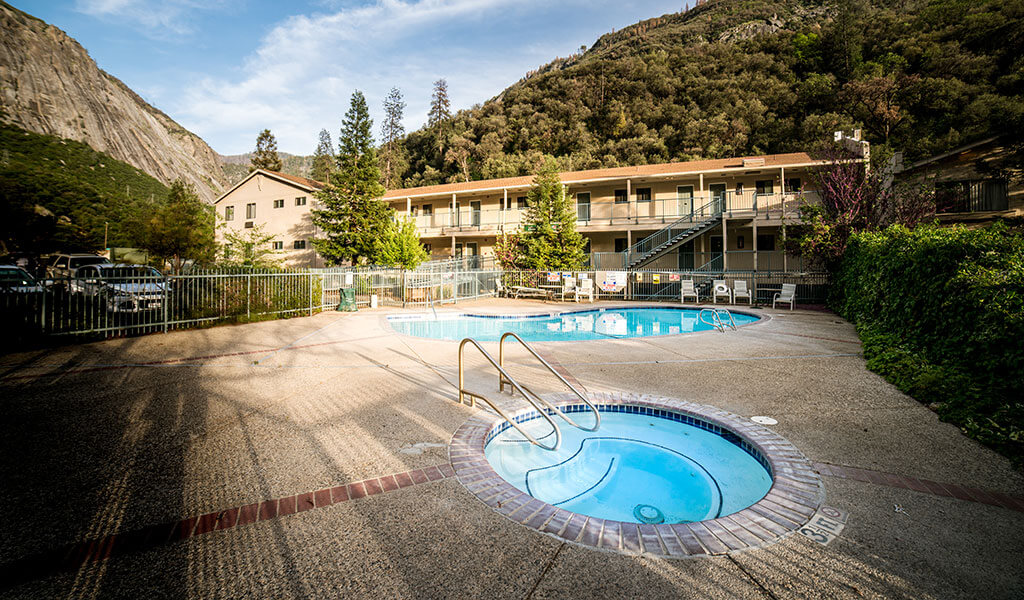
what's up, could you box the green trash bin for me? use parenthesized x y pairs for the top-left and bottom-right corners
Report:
(337, 287), (357, 312)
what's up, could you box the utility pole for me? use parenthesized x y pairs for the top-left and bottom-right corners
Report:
(104, 222), (108, 250)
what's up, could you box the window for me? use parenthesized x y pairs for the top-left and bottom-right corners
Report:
(293, 240), (306, 249)
(735, 183), (744, 195)
(410, 206), (419, 216)
(295, 196), (306, 206)
(636, 187), (652, 202)
(246, 203), (256, 219)
(755, 180), (774, 195)
(935, 180), (1008, 213)
(737, 235), (745, 249)
(614, 189), (628, 204)
(272, 241), (283, 250)
(576, 192), (591, 221)
(422, 204), (433, 216)
(614, 238), (628, 253)
(224, 206), (234, 221)
(273, 199), (284, 208)
(244, 222), (254, 228)
(423, 243), (431, 254)
(785, 178), (802, 193)
(517, 196), (528, 210)
(756, 234), (776, 251)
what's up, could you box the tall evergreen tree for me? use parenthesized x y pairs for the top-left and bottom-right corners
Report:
(310, 129), (334, 183)
(249, 129), (283, 172)
(380, 87), (407, 190)
(311, 91), (394, 265)
(427, 79), (452, 160)
(519, 160), (586, 270)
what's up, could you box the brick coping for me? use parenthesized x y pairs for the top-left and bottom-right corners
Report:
(449, 391), (824, 558)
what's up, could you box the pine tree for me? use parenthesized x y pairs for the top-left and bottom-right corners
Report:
(310, 129), (334, 183)
(249, 129), (283, 172)
(427, 79), (452, 160)
(519, 160), (586, 270)
(380, 87), (407, 190)
(311, 91), (394, 265)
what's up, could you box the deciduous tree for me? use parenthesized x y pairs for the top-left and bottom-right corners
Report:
(375, 217), (428, 269)
(139, 179), (216, 273)
(220, 223), (281, 268)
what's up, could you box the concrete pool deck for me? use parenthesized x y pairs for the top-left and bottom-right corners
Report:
(0, 299), (1022, 598)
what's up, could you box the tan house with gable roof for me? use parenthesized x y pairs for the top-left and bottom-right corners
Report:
(213, 170), (325, 267)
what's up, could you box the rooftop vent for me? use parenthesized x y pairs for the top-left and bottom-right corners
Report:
(743, 158), (766, 168)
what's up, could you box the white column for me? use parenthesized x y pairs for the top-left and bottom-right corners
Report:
(752, 220), (758, 272)
(626, 179), (632, 222)
(780, 166), (786, 218)
(502, 188), (508, 230)
(722, 217), (728, 272)
(699, 173), (705, 207)
(451, 192), (457, 227)
(406, 197), (411, 217)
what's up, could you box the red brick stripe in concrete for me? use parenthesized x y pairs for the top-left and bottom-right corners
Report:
(813, 461), (1024, 512)
(0, 463), (455, 592)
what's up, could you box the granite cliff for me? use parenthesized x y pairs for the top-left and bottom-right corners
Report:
(0, 1), (226, 202)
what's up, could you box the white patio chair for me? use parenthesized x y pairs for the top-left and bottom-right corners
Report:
(712, 279), (732, 304)
(680, 279), (699, 303)
(573, 278), (594, 303)
(773, 283), (797, 310)
(733, 280), (752, 305)
(560, 276), (576, 301)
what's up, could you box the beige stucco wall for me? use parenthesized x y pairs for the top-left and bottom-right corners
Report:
(216, 174), (320, 267)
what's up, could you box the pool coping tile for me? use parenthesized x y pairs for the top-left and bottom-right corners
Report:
(449, 392), (824, 558)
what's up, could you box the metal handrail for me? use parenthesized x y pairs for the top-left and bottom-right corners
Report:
(699, 308), (724, 332)
(458, 337), (562, 451)
(716, 308), (737, 330)
(625, 198), (722, 264)
(498, 332), (601, 432)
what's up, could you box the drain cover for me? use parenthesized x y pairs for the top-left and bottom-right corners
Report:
(633, 504), (665, 524)
(751, 416), (778, 425)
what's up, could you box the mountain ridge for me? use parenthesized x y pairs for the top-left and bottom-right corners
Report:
(0, 0), (227, 202)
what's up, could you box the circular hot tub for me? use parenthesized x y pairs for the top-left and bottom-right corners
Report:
(450, 392), (823, 557)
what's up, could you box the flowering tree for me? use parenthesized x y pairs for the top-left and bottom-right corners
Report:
(793, 148), (933, 269)
(493, 232), (524, 270)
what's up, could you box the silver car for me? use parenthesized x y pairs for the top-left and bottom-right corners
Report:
(0, 265), (45, 294)
(74, 264), (167, 313)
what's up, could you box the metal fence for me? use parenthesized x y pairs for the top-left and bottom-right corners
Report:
(2, 265), (828, 345)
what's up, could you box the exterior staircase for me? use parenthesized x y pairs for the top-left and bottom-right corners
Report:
(625, 199), (723, 269)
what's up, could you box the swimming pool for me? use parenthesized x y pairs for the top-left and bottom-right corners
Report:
(388, 307), (761, 342)
(484, 407), (772, 524)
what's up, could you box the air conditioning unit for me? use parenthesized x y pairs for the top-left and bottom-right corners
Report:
(244, 221), (254, 228)
(742, 158), (765, 168)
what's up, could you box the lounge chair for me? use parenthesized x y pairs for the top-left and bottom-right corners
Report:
(560, 277), (576, 301)
(773, 283), (796, 310)
(574, 278), (595, 302)
(680, 279), (699, 303)
(712, 279), (732, 304)
(510, 285), (552, 300)
(733, 280), (752, 305)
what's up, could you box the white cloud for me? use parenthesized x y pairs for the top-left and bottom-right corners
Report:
(75, 0), (227, 35)
(168, 0), (573, 154)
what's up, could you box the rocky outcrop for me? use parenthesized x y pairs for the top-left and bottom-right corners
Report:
(0, 1), (226, 202)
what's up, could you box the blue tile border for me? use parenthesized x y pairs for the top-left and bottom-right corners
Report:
(451, 391), (824, 558)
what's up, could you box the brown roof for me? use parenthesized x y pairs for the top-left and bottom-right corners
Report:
(381, 152), (825, 200)
(265, 170), (326, 190)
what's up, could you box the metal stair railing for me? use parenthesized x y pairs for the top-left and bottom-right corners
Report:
(698, 308), (737, 332)
(458, 337), (563, 451)
(625, 198), (723, 267)
(498, 332), (600, 432)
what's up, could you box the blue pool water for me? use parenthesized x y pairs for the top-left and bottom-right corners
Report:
(388, 307), (759, 342)
(485, 410), (772, 523)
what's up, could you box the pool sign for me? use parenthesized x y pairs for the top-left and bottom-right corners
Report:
(600, 271), (627, 292)
(547, 271), (560, 282)
(798, 506), (848, 546)
(652, 274), (660, 284)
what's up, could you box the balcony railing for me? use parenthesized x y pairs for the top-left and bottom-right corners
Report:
(401, 190), (816, 236)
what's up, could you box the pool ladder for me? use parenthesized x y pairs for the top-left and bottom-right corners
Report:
(457, 332), (601, 451)
(699, 308), (737, 332)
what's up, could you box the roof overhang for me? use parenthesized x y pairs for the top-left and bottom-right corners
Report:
(213, 169), (320, 204)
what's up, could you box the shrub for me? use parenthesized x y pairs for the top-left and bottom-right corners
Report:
(832, 222), (1024, 465)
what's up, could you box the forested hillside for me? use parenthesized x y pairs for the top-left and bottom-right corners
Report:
(0, 123), (170, 254)
(396, 0), (1023, 187)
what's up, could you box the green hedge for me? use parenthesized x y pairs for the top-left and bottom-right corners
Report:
(831, 222), (1023, 465)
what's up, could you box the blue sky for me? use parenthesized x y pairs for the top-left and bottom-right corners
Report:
(12, 0), (687, 155)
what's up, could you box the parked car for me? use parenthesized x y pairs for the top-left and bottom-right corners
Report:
(46, 254), (112, 282)
(74, 264), (167, 313)
(0, 265), (45, 294)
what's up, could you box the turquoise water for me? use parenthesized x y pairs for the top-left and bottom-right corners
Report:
(388, 307), (759, 342)
(485, 411), (772, 523)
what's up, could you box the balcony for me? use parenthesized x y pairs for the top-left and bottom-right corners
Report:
(400, 190), (817, 237)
